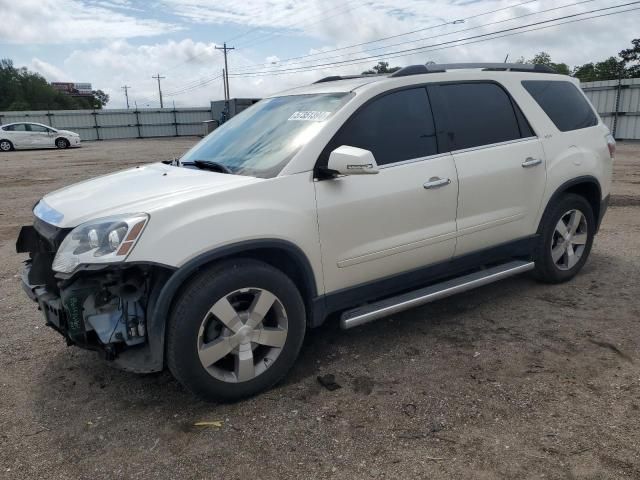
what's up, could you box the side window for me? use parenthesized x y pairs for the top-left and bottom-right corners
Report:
(522, 80), (598, 132)
(8, 124), (27, 132)
(331, 88), (438, 166)
(437, 83), (523, 150)
(29, 124), (49, 132)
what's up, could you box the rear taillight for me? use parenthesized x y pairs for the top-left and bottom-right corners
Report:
(606, 133), (616, 159)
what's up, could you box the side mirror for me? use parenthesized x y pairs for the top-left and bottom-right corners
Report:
(327, 146), (379, 176)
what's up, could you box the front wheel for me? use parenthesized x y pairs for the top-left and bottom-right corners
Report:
(533, 193), (595, 283)
(166, 259), (306, 402)
(56, 138), (69, 149)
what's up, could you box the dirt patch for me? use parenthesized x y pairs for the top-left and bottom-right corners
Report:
(610, 194), (640, 207)
(0, 138), (639, 479)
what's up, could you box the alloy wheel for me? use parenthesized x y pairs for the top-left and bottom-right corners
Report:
(0, 141), (11, 151)
(551, 209), (588, 271)
(197, 288), (288, 383)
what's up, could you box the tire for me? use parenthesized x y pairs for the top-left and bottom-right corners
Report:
(55, 138), (69, 149)
(167, 258), (306, 402)
(0, 140), (13, 152)
(533, 193), (595, 283)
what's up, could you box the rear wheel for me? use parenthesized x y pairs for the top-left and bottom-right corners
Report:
(167, 259), (306, 402)
(0, 140), (13, 152)
(56, 138), (69, 149)
(533, 194), (595, 283)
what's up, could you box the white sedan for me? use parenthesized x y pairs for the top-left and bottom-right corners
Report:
(0, 122), (81, 152)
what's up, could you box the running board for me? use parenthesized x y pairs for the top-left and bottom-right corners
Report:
(340, 260), (534, 329)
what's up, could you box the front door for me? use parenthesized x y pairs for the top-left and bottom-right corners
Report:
(314, 87), (459, 294)
(27, 124), (54, 147)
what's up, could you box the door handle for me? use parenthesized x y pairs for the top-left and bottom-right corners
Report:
(521, 157), (542, 168)
(423, 177), (451, 189)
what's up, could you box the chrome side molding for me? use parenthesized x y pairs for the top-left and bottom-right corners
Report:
(340, 260), (534, 329)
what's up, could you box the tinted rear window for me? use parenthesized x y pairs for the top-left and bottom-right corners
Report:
(331, 87), (438, 165)
(522, 80), (598, 132)
(437, 83), (523, 150)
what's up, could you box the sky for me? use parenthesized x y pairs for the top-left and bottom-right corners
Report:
(1, 0), (638, 108)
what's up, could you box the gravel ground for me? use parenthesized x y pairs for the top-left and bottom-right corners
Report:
(0, 138), (639, 479)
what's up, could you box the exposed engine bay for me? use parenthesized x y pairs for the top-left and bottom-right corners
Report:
(17, 221), (169, 371)
(23, 259), (151, 359)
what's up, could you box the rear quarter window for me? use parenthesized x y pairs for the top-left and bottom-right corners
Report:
(522, 80), (598, 132)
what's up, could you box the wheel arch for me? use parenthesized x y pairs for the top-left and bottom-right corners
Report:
(144, 239), (319, 371)
(55, 136), (69, 147)
(539, 176), (602, 233)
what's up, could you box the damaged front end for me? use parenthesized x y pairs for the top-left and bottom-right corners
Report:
(17, 218), (170, 373)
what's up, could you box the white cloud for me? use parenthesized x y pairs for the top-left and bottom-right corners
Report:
(0, 0), (179, 44)
(30, 58), (70, 82)
(4, 0), (638, 108)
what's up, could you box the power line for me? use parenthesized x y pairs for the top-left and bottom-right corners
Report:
(231, 0), (541, 71)
(151, 0), (540, 89)
(228, 1), (640, 78)
(140, 1), (636, 99)
(152, 73), (165, 108)
(163, 74), (224, 97)
(228, 6), (640, 80)
(231, 0), (595, 74)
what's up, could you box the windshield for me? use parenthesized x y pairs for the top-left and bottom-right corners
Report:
(180, 93), (353, 178)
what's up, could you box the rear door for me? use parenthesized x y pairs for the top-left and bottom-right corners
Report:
(429, 82), (547, 256)
(314, 87), (459, 293)
(5, 124), (30, 148)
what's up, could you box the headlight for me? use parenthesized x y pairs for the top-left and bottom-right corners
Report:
(52, 214), (148, 273)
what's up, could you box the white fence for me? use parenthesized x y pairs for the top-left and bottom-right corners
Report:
(2, 81), (640, 141)
(0, 107), (213, 141)
(581, 78), (640, 140)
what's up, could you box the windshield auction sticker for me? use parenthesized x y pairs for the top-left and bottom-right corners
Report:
(288, 111), (332, 121)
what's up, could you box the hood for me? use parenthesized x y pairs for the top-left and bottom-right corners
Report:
(57, 129), (80, 136)
(37, 163), (260, 228)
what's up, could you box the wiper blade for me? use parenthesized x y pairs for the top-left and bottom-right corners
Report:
(190, 160), (233, 174)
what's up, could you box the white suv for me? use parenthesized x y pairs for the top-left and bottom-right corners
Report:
(17, 63), (614, 401)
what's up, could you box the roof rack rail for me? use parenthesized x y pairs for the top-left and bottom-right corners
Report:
(313, 74), (382, 84)
(389, 62), (556, 78)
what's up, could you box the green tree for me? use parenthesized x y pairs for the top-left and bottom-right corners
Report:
(573, 57), (626, 82)
(527, 52), (570, 75)
(619, 38), (640, 77)
(91, 89), (109, 108)
(361, 61), (401, 74)
(0, 58), (108, 111)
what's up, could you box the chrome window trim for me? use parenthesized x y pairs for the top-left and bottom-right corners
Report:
(450, 136), (538, 155)
(377, 152), (451, 170)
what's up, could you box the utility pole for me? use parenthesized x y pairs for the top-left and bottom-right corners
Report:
(222, 68), (227, 100)
(152, 73), (165, 108)
(216, 43), (235, 100)
(121, 85), (131, 109)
